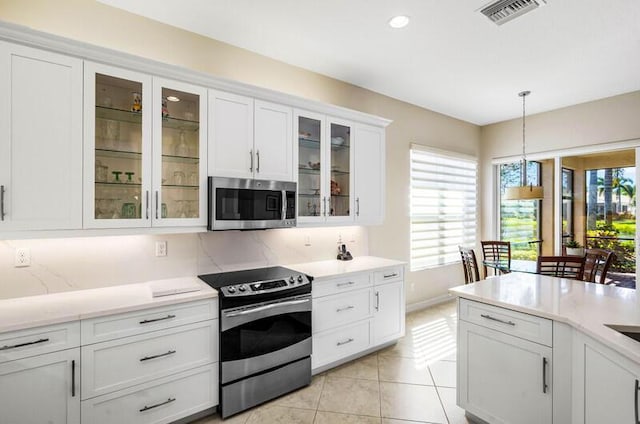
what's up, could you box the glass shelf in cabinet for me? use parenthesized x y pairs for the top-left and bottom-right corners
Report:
(95, 181), (142, 187)
(96, 106), (142, 124)
(95, 148), (142, 160)
(161, 115), (199, 132)
(161, 184), (200, 189)
(298, 137), (321, 149)
(299, 167), (321, 175)
(330, 142), (350, 150)
(330, 169), (350, 176)
(299, 193), (322, 198)
(161, 154), (200, 165)
(330, 194), (350, 198)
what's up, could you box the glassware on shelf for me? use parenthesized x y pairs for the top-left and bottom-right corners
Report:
(95, 160), (108, 182)
(112, 171), (122, 183)
(131, 92), (142, 113)
(176, 200), (187, 218)
(188, 172), (198, 186)
(162, 97), (169, 118)
(124, 172), (135, 183)
(104, 120), (120, 144)
(109, 198), (121, 219)
(175, 131), (189, 157)
(121, 202), (137, 219)
(161, 203), (168, 219)
(173, 171), (185, 186)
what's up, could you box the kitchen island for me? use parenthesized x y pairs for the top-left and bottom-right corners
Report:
(450, 272), (640, 424)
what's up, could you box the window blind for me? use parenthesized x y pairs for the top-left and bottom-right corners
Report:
(410, 146), (478, 271)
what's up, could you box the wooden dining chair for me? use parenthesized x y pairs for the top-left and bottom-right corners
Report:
(459, 246), (481, 284)
(481, 241), (511, 279)
(583, 248), (615, 284)
(536, 255), (586, 280)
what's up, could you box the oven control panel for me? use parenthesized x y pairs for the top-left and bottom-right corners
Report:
(220, 274), (310, 297)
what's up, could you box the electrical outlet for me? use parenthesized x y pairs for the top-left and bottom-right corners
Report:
(304, 235), (311, 247)
(155, 241), (167, 257)
(337, 234), (343, 244)
(15, 248), (30, 267)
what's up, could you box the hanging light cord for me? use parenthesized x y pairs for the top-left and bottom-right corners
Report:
(518, 90), (531, 187)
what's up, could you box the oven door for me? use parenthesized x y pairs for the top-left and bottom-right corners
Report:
(220, 294), (311, 384)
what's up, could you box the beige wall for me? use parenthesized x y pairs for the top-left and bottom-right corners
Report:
(480, 91), (640, 241)
(0, 0), (480, 306)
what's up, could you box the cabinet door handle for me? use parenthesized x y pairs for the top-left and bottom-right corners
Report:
(0, 185), (5, 221)
(0, 337), (49, 351)
(383, 273), (398, 279)
(375, 291), (380, 311)
(145, 190), (150, 220)
(71, 359), (76, 397)
(336, 305), (354, 313)
(480, 314), (516, 326)
(336, 281), (355, 288)
(140, 349), (176, 362)
(323, 197), (327, 216)
(337, 338), (354, 346)
(139, 397), (176, 412)
(256, 150), (260, 173)
(356, 197), (360, 217)
(155, 191), (159, 219)
(249, 149), (254, 172)
(635, 379), (639, 424)
(542, 357), (548, 393)
(139, 314), (176, 324)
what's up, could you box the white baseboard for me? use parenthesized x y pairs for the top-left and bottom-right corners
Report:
(406, 294), (454, 313)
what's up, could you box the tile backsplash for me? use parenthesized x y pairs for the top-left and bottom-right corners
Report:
(0, 226), (368, 300)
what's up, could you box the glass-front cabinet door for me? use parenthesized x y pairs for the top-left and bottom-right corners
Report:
(84, 62), (152, 228)
(295, 111), (354, 224)
(152, 78), (207, 227)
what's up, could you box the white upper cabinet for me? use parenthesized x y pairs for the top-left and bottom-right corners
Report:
(84, 63), (207, 229)
(83, 62), (153, 229)
(152, 78), (207, 227)
(208, 91), (293, 181)
(354, 124), (385, 225)
(208, 90), (254, 179)
(0, 42), (82, 232)
(253, 100), (293, 181)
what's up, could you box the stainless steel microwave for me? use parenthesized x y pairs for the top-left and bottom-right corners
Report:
(208, 177), (297, 230)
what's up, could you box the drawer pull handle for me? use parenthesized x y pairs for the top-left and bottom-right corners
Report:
(336, 305), (355, 313)
(480, 314), (516, 326)
(139, 314), (176, 324)
(635, 379), (639, 424)
(0, 337), (49, 351)
(337, 338), (354, 346)
(140, 350), (176, 362)
(542, 357), (548, 393)
(337, 281), (355, 287)
(383, 272), (398, 278)
(71, 359), (76, 397)
(139, 397), (176, 412)
(375, 291), (380, 311)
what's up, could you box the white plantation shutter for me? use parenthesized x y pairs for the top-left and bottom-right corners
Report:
(410, 145), (478, 271)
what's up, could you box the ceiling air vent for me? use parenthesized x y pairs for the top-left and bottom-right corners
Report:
(480, 0), (546, 25)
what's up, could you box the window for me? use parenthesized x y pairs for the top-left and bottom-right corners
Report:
(410, 145), (477, 271)
(499, 161), (542, 259)
(562, 168), (574, 245)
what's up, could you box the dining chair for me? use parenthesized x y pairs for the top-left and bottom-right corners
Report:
(536, 255), (586, 280)
(481, 241), (511, 279)
(459, 246), (481, 284)
(583, 248), (615, 284)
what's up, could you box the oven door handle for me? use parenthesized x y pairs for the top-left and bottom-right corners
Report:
(224, 298), (310, 317)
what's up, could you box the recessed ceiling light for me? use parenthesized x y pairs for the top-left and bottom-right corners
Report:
(166, 96), (180, 102)
(388, 15), (410, 29)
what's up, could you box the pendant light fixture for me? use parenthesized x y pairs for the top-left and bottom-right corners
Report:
(504, 90), (544, 200)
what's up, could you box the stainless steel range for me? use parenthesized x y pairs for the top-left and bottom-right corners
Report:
(198, 266), (312, 418)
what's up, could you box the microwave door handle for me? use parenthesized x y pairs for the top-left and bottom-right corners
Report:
(282, 190), (287, 220)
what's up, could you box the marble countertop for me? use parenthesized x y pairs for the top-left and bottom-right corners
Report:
(449, 272), (640, 363)
(0, 277), (217, 334)
(287, 256), (406, 279)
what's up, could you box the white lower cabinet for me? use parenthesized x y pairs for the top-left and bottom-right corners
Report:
(573, 332), (640, 424)
(81, 364), (218, 424)
(311, 266), (405, 371)
(458, 299), (553, 424)
(0, 348), (80, 424)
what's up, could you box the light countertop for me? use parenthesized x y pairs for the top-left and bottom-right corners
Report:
(449, 272), (640, 363)
(287, 256), (406, 279)
(0, 277), (217, 334)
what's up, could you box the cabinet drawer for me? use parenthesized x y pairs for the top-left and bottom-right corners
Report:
(459, 299), (552, 347)
(82, 320), (217, 399)
(372, 266), (403, 284)
(312, 320), (371, 369)
(81, 299), (218, 344)
(313, 288), (373, 333)
(81, 364), (218, 424)
(0, 321), (80, 363)
(312, 273), (372, 298)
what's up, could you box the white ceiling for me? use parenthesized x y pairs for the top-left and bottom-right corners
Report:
(98, 0), (640, 125)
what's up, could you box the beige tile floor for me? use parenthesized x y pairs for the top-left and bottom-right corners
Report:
(195, 300), (470, 424)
